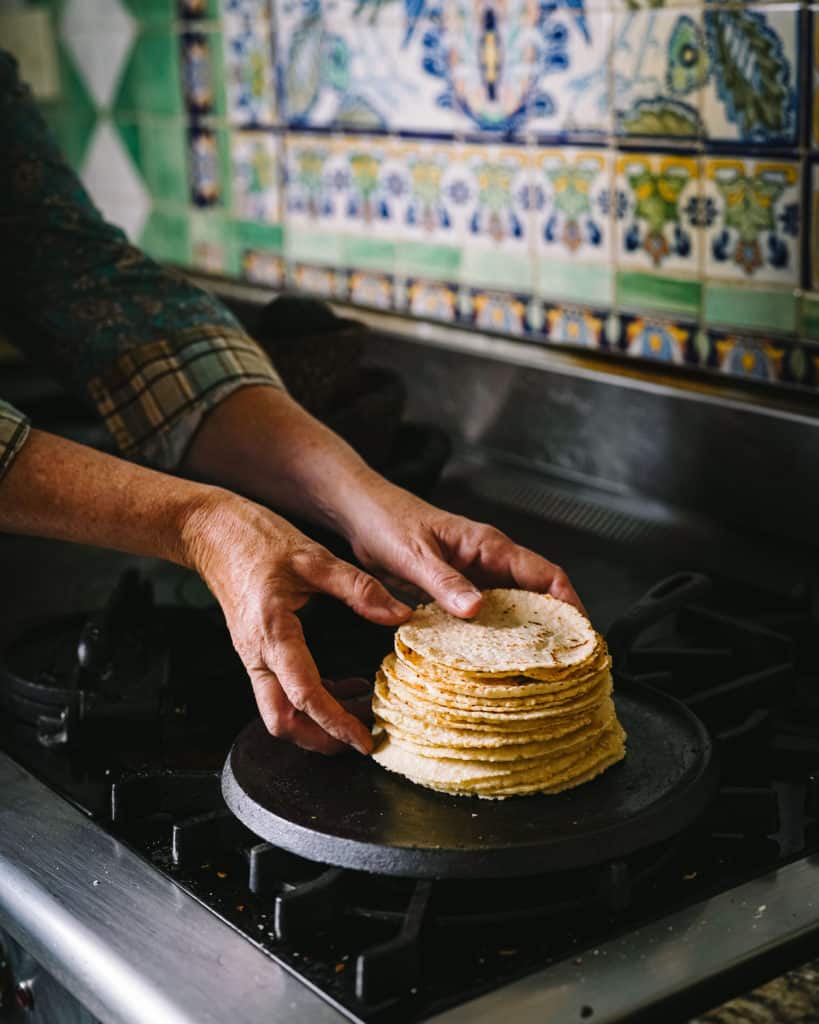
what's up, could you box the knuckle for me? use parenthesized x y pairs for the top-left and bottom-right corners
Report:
(351, 571), (381, 606)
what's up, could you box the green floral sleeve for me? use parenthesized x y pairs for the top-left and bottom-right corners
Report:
(0, 50), (282, 472)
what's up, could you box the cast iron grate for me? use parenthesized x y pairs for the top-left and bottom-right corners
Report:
(105, 574), (818, 1023)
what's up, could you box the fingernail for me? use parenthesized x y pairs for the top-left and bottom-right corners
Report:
(454, 590), (480, 612)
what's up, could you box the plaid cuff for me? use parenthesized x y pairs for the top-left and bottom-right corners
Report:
(87, 326), (283, 470)
(0, 400), (31, 483)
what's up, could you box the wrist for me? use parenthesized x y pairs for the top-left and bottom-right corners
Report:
(176, 484), (244, 578)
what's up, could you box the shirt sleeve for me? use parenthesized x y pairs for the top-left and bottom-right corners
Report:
(0, 51), (283, 471)
(0, 400), (31, 483)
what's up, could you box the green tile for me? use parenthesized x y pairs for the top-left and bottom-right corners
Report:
(395, 241), (461, 277)
(39, 41), (96, 170)
(286, 228), (343, 265)
(801, 293), (819, 342)
(235, 220), (284, 251)
(538, 261), (613, 307)
(139, 208), (191, 265)
(617, 272), (701, 319)
(115, 29), (182, 118)
(340, 237), (396, 272)
(704, 285), (798, 335)
(122, 0), (176, 22)
(114, 116), (146, 177)
(461, 250), (533, 291)
(190, 210), (239, 274)
(142, 116), (188, 203)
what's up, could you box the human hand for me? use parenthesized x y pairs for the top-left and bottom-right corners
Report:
(344, 481), (585, 620)
(184, 491), (411, 754)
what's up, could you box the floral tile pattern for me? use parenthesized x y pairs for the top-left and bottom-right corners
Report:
(222, 0), (276, 126)
(704, 157), (800, 287)
(231, 130), (280, 224)
(43, 0), (819, 394)
(615, 153), (701, 275)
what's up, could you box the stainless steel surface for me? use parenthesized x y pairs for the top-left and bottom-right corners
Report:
(0, 753), (347, 1024)
(428, 857), (819, 1023)
(189, 270), (819, 421)
(0, 926), (99, 1023)
(198, 272), (819, 549)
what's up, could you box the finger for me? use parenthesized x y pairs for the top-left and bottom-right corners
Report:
(264, 612), (374, 754)
(409, 553), (483, 619)
(322, 676), (372, 699)
(341, 694), (374, 726)
(248, 667), (348, 755)
(507, 547), (587, 616)
(303, 554), (412, 625)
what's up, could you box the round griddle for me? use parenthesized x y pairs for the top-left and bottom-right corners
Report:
(222, 680), (718, 878)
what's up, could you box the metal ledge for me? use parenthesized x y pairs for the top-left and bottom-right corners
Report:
(429, 857), (819, 1024)
(184, 271), (819, 427)
(0, 753), (346, 1024)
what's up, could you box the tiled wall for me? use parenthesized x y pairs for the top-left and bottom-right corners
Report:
(31, 0), (819, 392)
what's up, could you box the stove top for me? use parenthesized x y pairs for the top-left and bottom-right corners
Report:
(1, 479), (818, 1024)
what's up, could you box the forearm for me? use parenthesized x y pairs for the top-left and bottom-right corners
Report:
(181, 386), (393, 538)
(0, 428), (217, 567)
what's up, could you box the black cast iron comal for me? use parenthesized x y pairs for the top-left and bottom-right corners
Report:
(222, 572), (719, 879)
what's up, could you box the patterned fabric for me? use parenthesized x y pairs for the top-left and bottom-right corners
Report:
(0, 400), (30, 483)
(0, 50), (282, 479)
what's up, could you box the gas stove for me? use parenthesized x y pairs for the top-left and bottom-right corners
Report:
(1, 475), (819, 1024)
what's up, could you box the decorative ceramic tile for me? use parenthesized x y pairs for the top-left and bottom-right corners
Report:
(618, 314), (696, 365)
(429, 0), (605, 137)
(459, 144), (536, 291)
(613, 9), (706, 140)
(379, 141), (467, 249)
(349, 271), (394, 310)
(284, 133), (337, 228)
(180, 31), (221, 116)
(189, 124), (222, 205)
(241, 249), (284, 286)
(178, 0), (221, 19)
(543, 305), (608, 349)
(289, 263), (348, 299)
(464, 289), (532, 336)
(535, 148), (614, 306)
(222, 0), (276, 126)
(616, 153), (701, 276)
(709, 332), (790, 383)
(62, 0), (136, 108)
(700, 6), (798, 146)
(115, 29), (184, 117)
(405, 279), (459, 322)
(80, 120), (150, 241)
(231, 130), (280, 224)
(704, 157), (800, 288)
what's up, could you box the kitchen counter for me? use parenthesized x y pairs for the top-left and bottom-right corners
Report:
(695, 959), (819, 1023)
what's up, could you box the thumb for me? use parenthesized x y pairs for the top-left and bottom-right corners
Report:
(412, 555), (482, 619)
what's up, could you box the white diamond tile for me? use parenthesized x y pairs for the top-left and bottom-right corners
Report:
(81, 120), (150, 241)
(62, 0), (135, 108)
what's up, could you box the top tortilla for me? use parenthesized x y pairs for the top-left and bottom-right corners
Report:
(396, 589), (598, 674)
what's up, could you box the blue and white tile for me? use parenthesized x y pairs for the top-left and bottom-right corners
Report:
(222, 1), (276, 125)
(534, 148), (614, 305)
(379, 141), (469, 248)
(613, 8), (706, 140)
(274, 0), (452, 133)
(231, 131), (280, 224)
(404, 278), (459, 322)
(348, 271), (394, 310)
(284, 133), (339, 230)
(180, 31), (219, 115)
(700, 6), (798, 146)
(615, 153), (702, 277)
(704, 157), (801, 288)
(528, 11), (614, 137)
(458, 144), (537, 291)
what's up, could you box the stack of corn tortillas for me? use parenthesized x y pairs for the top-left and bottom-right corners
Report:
(371, 589), (626, 799)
